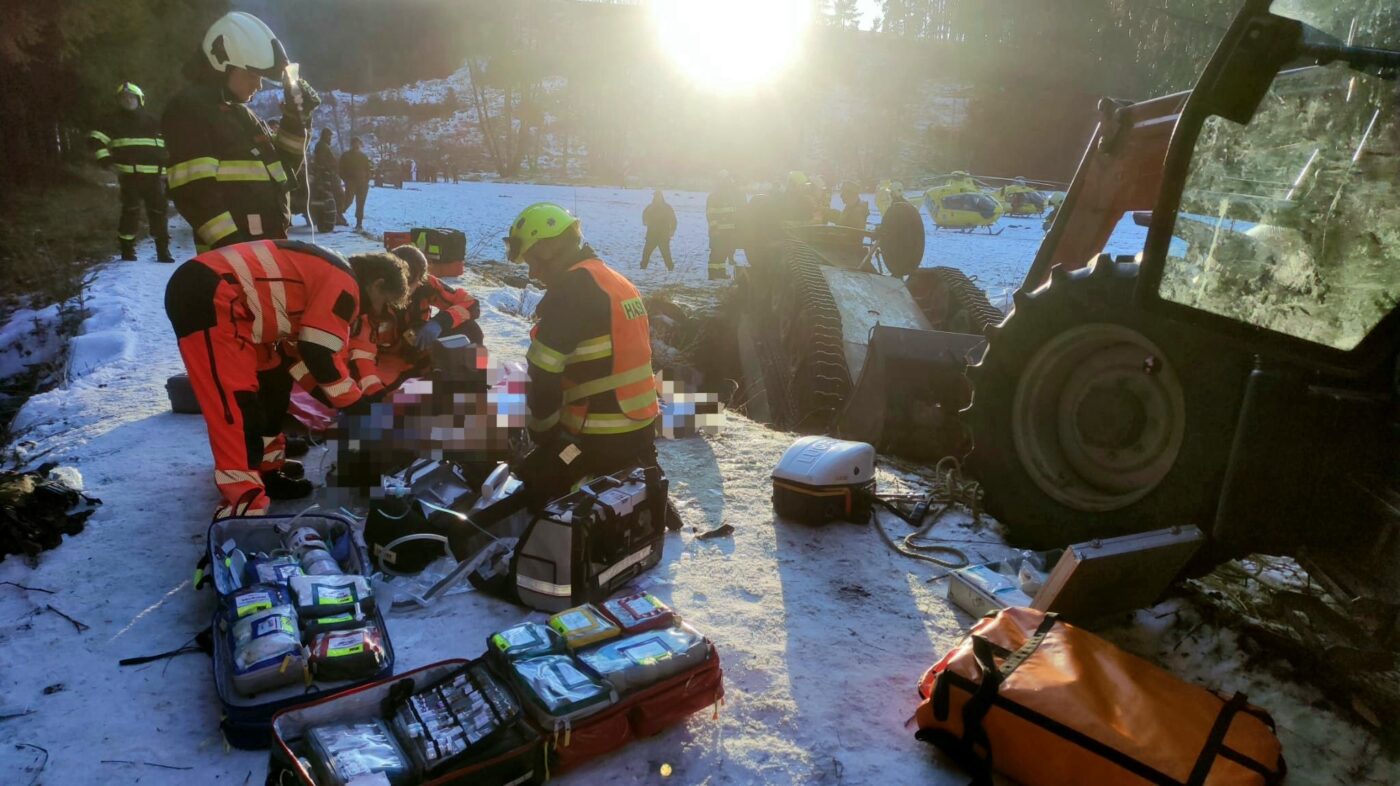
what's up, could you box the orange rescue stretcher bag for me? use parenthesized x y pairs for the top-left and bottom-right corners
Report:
(915, 607), (1285, 786)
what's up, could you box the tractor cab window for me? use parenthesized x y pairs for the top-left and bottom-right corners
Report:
(1159, 57), (1400, 351)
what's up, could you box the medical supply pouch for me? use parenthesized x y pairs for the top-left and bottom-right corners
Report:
(549, 604), (621, 650)
(309, 624), (389, 683)
(303, 606), (368, 638)
(305, 719), (415, 786)
(291, 574), (375, 618)
(226, 583), (292, 622)
(246, 554), (305, 587)
(489, 622), (567, 665)
(577, 623), (708, 695)
(229, 605), (307, 696)
(599, 592), (676, 634)
(507, 655), (617, 729)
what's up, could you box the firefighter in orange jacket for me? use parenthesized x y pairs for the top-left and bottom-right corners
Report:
(348, 244), (483, 397)
(506, 203), (660, 506)
(165, 240), (409, 518)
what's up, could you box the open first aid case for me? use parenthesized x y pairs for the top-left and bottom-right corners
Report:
(268, 603), (724, 783)
(205, 511), (396, 749)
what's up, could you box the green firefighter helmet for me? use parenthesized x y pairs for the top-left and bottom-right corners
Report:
(505, 202), (578, 262)
(116, 82), (145, 107)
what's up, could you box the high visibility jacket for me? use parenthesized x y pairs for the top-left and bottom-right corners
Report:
(411, 275), (479, 332)
(526, 253), (657, 439)
(87, 109), (167, 175)
(706, 189), (743, 236)
(192, 240), (364, 408)
(348, 314), (399, 397)
(347, 275), (480, 397)
(162, 82), (307, 253)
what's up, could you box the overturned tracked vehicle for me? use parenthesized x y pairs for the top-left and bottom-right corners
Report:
(709, 194), (1002, 460)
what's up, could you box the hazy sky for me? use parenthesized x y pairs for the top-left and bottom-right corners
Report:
(855, 0), (881, 29)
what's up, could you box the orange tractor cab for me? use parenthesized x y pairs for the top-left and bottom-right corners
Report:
(968, 0), (1399, 629)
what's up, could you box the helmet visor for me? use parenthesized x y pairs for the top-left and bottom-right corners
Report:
(504, 235), (523, 263)
(250, 38), (291, 79)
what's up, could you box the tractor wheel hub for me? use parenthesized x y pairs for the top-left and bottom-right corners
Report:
(1013, 324), (1186, 512)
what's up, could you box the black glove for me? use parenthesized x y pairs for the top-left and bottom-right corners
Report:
(282, 79), (322, 118)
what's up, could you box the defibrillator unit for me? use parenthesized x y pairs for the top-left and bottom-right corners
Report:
(771, 437), (876, 524)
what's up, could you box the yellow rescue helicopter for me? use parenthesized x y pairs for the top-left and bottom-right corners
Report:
(996, 176), (1049, 217)
(922, 171), (1005, 234)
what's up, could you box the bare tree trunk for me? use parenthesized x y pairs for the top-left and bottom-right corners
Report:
(465, 57), (508, 176)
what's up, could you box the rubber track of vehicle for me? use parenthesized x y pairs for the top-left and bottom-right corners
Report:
(783, 241), (851, 430)
(921, 266), (1005, 335)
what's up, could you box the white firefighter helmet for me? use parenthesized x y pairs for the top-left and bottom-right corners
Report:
(202, 12), (289, 77)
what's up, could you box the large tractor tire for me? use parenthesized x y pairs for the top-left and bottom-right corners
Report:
(907, 266), (1005, 335)
(965, 255), (1251, 549)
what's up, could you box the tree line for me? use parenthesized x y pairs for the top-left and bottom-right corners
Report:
(1, 0), (1245, 189)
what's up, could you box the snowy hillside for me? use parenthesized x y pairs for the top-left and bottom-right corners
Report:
(0, 181), (1394, 785)
(251, 67), (580, 180)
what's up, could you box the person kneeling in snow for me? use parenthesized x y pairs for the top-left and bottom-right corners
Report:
(506, 203), (662, 509)
(348, 244), (483, 398)
(165, 240), (409, 518)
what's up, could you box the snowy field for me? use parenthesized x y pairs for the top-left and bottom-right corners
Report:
(0, 181), (1393, 785)
(351, 180), (1149, 305)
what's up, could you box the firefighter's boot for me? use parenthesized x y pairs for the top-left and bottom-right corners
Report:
(155, 237), (174, 263)
(120, 238), (138, 262)
(279, 459), (306, 480)
(261, 468), (313, 500)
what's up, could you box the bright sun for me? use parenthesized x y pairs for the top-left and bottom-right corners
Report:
(651, 0), (812, 93)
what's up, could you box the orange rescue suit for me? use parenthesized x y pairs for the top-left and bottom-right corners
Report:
(165, 240), (364, 518)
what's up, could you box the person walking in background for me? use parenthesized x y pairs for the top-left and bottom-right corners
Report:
(706, 172), (743, 280)
(640, 190), (677, 271)
(310, 128), (344, 231)
(164, 11), (318, 253)
(339, 137), (373, 231)
(89, 82), (172, 262)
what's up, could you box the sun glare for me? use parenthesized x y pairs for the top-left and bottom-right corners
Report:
(651, 0), (812, 93)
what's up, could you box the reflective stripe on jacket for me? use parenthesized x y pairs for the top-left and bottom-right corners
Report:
(411, 275), (479, 331)
(163, 82), (306, 252)
(88, 109), (167, 173)
(190, 240), (363, 408)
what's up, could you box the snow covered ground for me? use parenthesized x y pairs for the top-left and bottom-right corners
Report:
(353, 179), (1148, 306)
(0, 181), (1393, 785)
